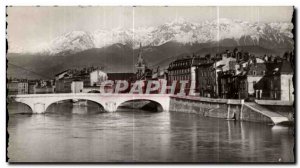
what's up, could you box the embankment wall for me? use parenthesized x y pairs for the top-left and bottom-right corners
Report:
(169, 96), (278, 124)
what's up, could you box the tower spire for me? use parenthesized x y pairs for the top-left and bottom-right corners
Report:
(135, 42), (147, 79)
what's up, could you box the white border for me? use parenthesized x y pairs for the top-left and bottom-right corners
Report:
(0, 0), (299, 6)
(1, 0), (299, 168)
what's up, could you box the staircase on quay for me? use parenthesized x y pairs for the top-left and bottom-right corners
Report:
(244, 102), (290, 125)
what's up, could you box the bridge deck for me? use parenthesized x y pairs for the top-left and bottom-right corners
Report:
(11, 93), (172, 98)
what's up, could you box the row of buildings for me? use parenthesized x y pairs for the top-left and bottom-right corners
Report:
(55, 67), (135, 93)
(166, 49), (294, 101)
(7, 45), (294, 102)
(7, 69), (136, 95)
(7, 78), (54, 95)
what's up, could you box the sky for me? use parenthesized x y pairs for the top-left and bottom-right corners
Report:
(7, 6), (293, 53)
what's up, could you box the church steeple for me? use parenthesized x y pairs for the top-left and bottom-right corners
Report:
(137, 43), (144, 65)
(135, 43), (147, 79)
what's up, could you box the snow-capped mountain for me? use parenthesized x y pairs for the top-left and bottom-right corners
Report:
(41, 31), (95, 55)
(17, 18), (293, 55)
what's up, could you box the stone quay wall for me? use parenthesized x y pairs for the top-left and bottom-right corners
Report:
(169, 96), (275, 124)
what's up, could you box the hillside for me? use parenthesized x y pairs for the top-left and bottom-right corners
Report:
(7, 42), (286, 80)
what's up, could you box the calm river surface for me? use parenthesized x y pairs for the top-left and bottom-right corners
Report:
(7, 102), (294, 162)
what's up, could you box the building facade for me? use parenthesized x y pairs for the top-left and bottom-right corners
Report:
(90, 70), (108, 86)
(33, 80), (54, 94)
(7, 81), (19, 95)
(245, 63), (266, 99)
(55, 78), (73, 93)
(167, 55), (195, 95)
(267, 60), (294, 101)
(196, 59), (215, 97)
(17, 82), (28, 94)
(71, 81), (84, 93)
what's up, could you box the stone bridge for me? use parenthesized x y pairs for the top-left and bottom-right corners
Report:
(12, 93), (171, 113)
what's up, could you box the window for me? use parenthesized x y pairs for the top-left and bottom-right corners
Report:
(253, 71), (256, 76)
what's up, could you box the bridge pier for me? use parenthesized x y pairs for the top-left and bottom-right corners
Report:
(104, 101), (117, 112)
(32, 103), (46, 114)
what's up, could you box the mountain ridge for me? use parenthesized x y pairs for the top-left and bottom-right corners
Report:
(9, 18), (294, 55)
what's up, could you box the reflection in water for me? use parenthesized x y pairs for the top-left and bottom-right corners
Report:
(7, 102), (294, 162)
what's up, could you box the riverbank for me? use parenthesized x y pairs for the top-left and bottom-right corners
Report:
(169, 95), (293, 125)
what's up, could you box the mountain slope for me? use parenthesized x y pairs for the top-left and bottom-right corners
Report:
(7, 43), (283, 79)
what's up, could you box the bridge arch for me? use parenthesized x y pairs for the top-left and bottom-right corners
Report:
(116, 99), (164, 112)
(8, 101), (34, 113)
(44, 98), (105, 113)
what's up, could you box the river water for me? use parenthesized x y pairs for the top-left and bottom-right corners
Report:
(7, 102), (294, 162)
